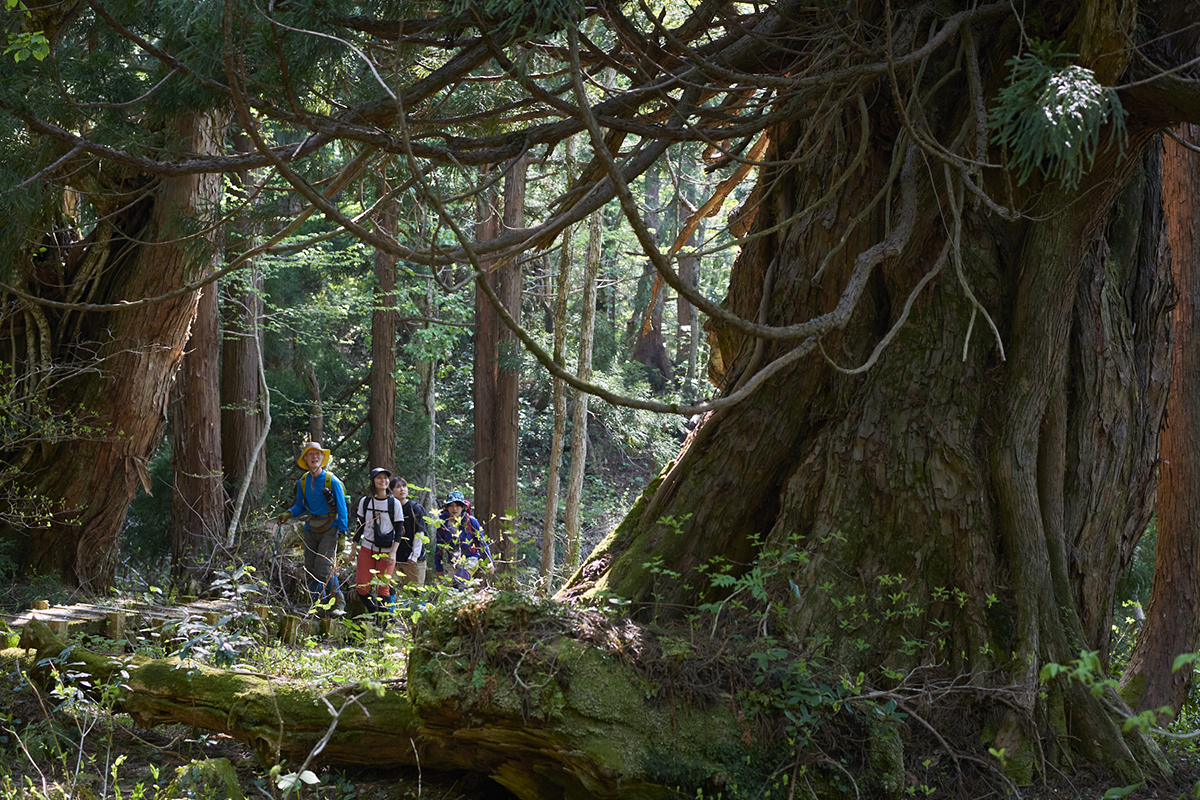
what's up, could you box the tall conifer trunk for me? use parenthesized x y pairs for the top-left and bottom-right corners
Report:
(369, 176), (398, 471)
(169, 276), (225, 590)
(474, 179), (500, 519)
(220, 129), (267, 519)
(474, 159), (525, 564)
(1120, 126), (1200, 715)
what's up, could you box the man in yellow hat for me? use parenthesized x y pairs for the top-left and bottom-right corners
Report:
(277, 442), (349, 616)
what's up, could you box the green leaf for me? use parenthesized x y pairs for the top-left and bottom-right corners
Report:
(1102, 784), (1143, 799)
(1172, 652), (1200, 673)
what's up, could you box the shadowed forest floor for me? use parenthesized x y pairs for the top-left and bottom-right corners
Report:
(5, 622), (1200, 800)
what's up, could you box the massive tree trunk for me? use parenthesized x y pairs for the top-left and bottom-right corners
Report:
(4, 110), (224, 591)
(569, 43), (1177, 789)
(1120, 125), (1200, 716)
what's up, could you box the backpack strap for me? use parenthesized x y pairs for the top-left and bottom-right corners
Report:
(301, 471), (337, 517)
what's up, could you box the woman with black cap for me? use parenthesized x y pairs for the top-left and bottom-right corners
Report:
(353, 467), (401, 618)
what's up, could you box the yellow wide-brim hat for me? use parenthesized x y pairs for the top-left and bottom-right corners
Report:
(297, 442), (332, 470)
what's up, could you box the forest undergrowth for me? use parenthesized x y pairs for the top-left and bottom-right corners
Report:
(4, 524), (1200, 799)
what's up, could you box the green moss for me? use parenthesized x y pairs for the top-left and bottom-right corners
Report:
(988, 717), (1036, 785)
(1118, 670), (1146, 710)
(1046, 688), (1073, 767)
(864, 710), (904, 797)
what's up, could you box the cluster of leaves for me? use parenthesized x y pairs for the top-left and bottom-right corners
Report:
(988, 40), (1127, 189)
(3, 0), (48, 63)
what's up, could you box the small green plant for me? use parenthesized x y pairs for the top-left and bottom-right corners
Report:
(988, 39), (1127, 189)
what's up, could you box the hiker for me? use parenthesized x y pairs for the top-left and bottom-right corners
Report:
(277, 442), (349, 616)
(352, 467), (400, 618)
(434, 490), (494, 589)
(390, 476), (429, 590)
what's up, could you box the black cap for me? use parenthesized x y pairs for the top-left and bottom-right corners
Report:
(369, 467), (392, 480)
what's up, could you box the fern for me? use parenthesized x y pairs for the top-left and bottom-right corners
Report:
(988, 40), (1127, 190)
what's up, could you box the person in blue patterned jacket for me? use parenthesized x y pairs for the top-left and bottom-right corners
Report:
(434, 490), (494, 589)
(277, 442), (349, 616)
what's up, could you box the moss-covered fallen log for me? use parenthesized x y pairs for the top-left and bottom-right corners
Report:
(13, 594), (908, 799)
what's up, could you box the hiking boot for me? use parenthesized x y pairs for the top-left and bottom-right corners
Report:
(331, 591), (346, 617)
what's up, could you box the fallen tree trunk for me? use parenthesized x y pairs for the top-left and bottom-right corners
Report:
(13, 595), (906, 800)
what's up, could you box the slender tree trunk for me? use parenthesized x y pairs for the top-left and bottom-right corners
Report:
(369, 175), (398, 471)
(415, 271), (438, 510)
(474, 177), (500, 519)
(675, 148), (703, 384)
(495, 157), (526, 565)
(297, 360), (322, 444)
(629, 164), (671, 390)
(220, 130), (266, 518)
(169, 275), (225, 591)
(1119, 127), (1200, 716)
(542, 218), (573, 587)
(677, 239), (699, 385)
(565, 209), (601, 572)
(220, 266), (266, 508)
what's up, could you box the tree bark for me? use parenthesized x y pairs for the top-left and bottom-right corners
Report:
(1119, 126), (1200, 716)
(474, 158), (525, 566)
(569, 95), (1174, 786)
(220, 130), (267, 516)
(5, 109), (225, 590)
(565, 210), (602, 573)
(368, 175), (398, 472)
(169, 276), (225, 591)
